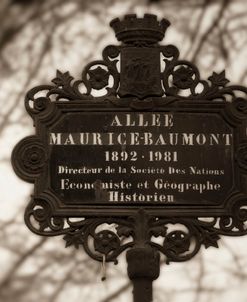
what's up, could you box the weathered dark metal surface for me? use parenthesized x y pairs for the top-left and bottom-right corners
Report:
(48, 111), (234, 209)
(11, 14), (247, 302)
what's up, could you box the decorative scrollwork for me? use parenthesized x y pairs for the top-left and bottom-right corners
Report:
(161, 46), (247, 102)
(11, 136), (46, 183)
(64, 205), (247, 264)
(24, 43), (247, 115)
(25, 196), (65, 234)
(24, 45), (120, 118)
(221, 196), (247, 233)
(25, 86), (53, 118)
(236, 143), (247, 172)
(230, 97), (247, 120)
(233, 97), (247, 114)
(22, 14), (247, 118)
(24, 198), (247, 264)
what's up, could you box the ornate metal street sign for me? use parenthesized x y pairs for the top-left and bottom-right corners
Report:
(12, 14), (247, 302)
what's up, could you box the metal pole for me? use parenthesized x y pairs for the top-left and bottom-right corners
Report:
(127, 246), (160, 302)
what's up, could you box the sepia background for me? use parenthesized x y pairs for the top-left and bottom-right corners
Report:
(1, 0), (247, 301)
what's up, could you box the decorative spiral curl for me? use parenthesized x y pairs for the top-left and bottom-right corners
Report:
(11, 136), (46, 183)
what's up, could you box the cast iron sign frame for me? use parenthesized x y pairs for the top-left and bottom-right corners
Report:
(12, 14), (247, 302)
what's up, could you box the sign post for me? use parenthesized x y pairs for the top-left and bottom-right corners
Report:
(12, 14), (247, 302)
